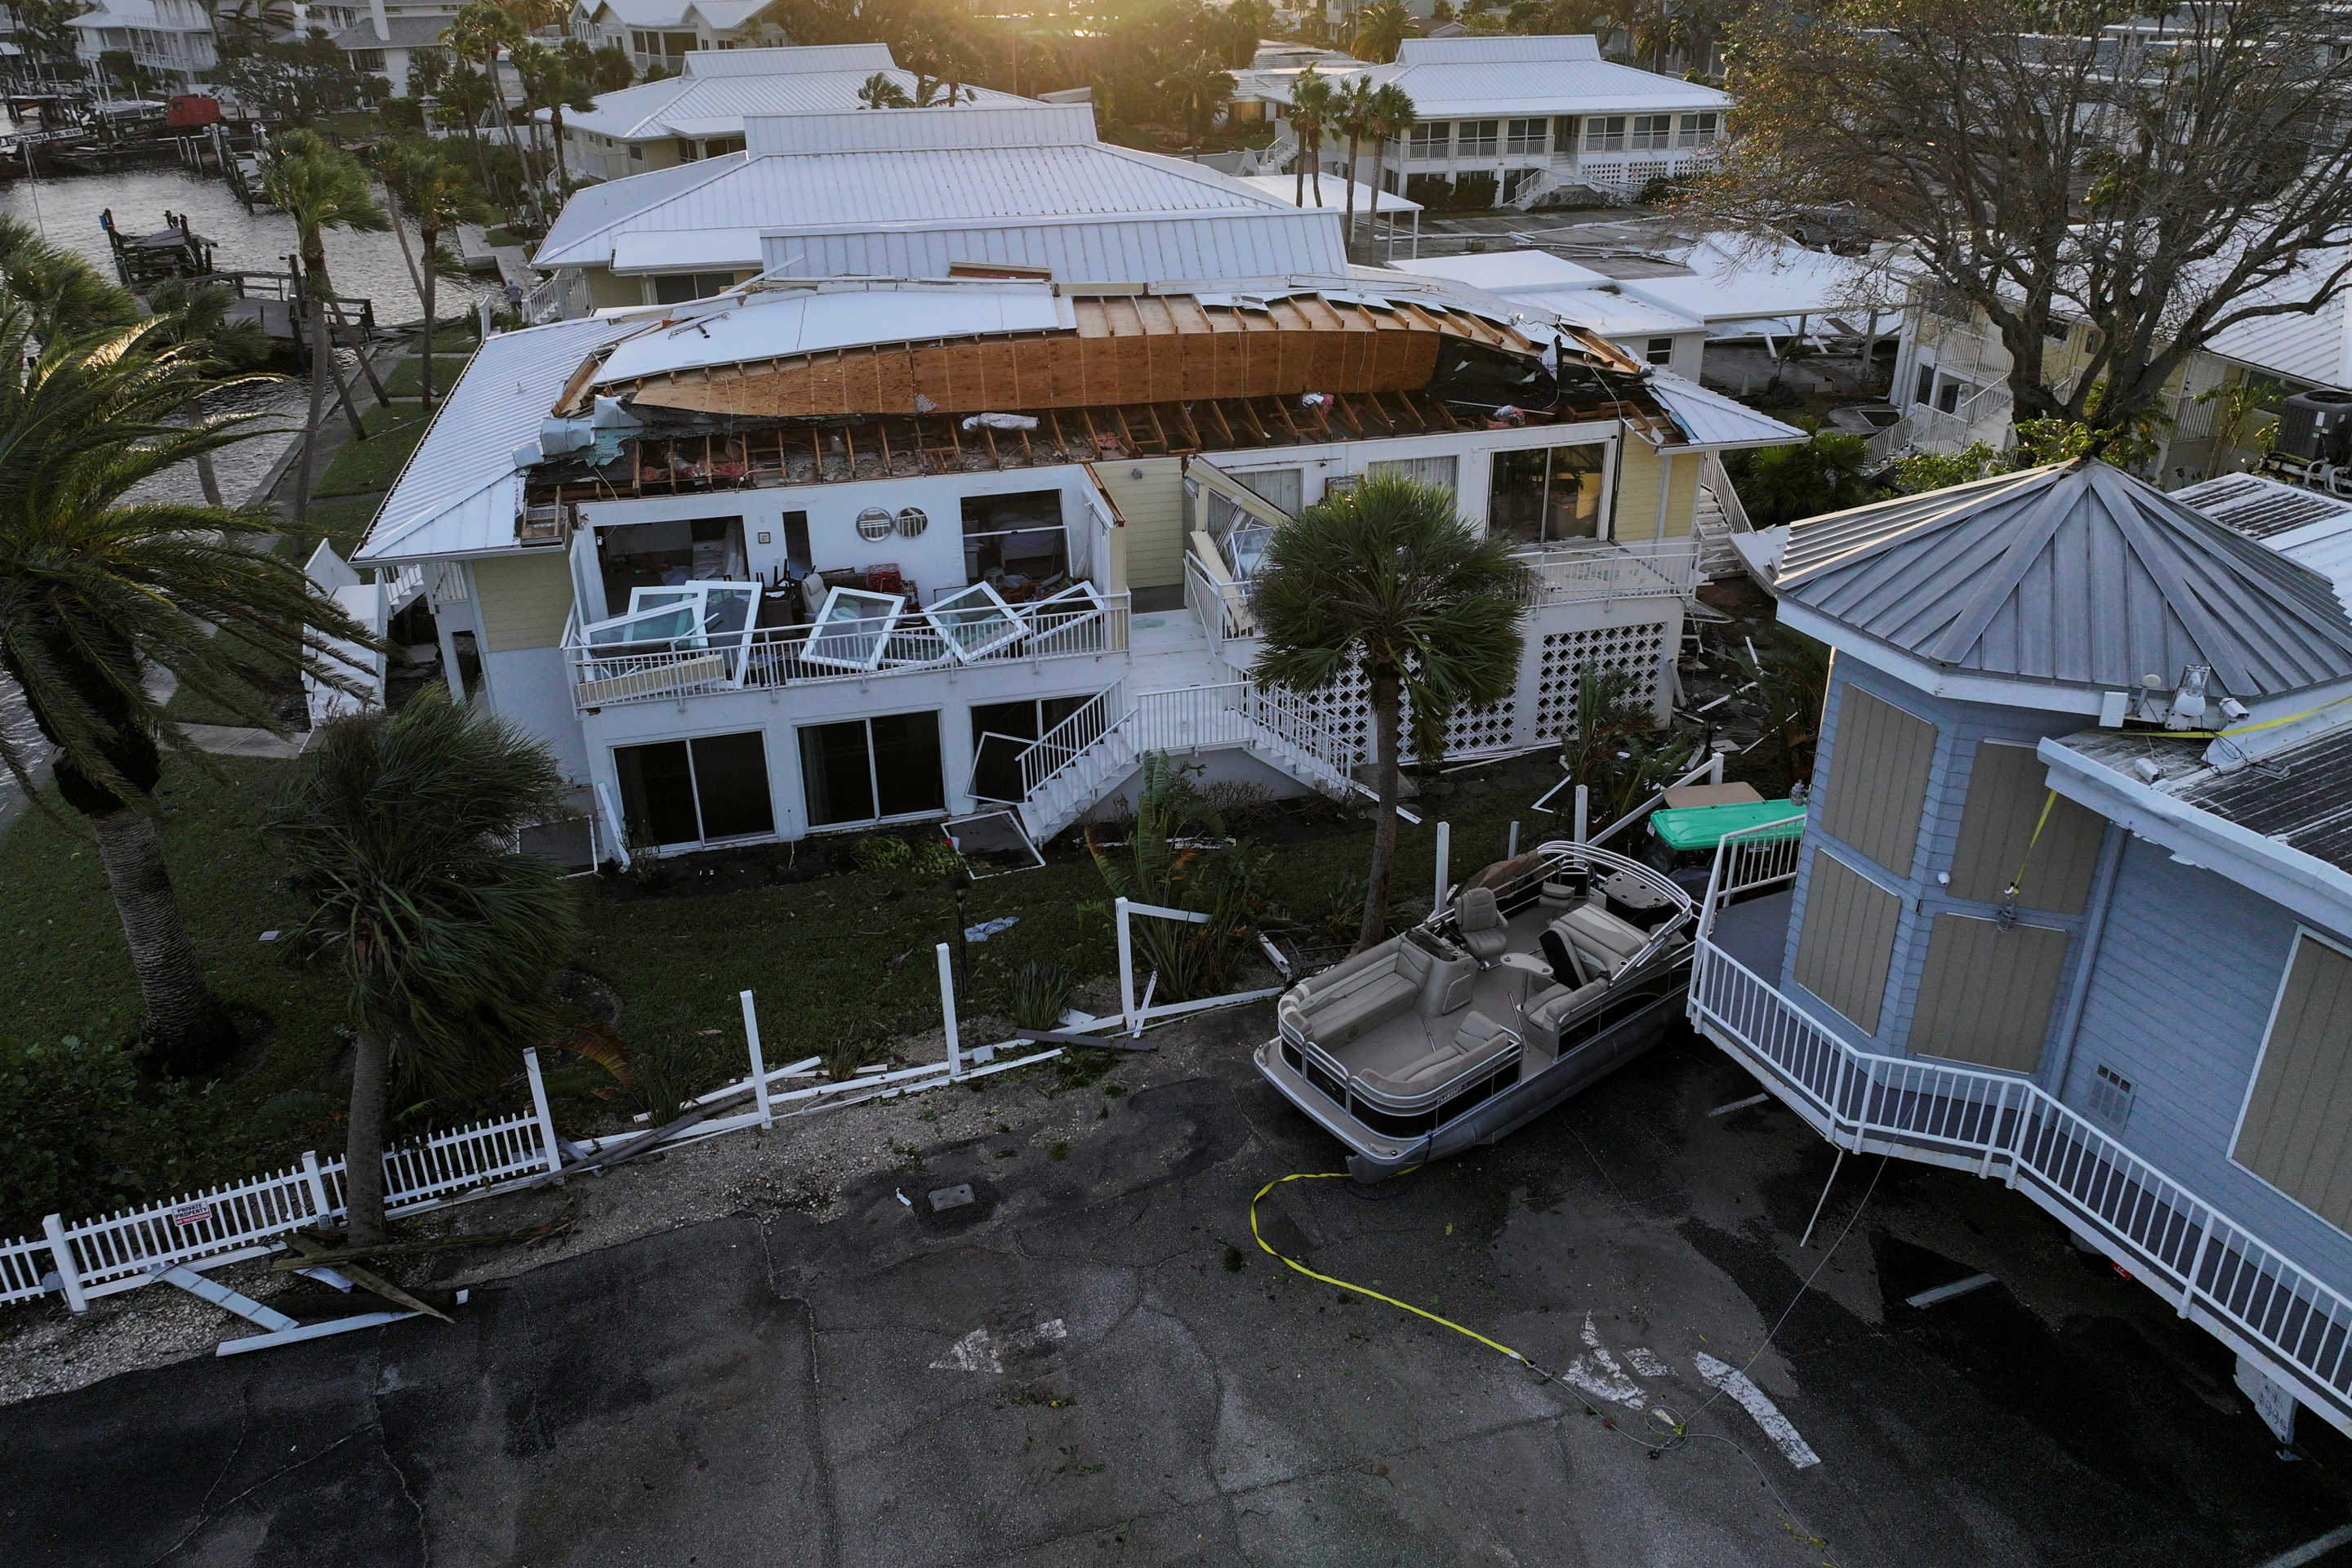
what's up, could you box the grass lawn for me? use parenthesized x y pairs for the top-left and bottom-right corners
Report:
(316, 407), (430, 498)
(381, 354), (474, 401)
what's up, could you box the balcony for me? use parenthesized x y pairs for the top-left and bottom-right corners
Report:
(1512, 537), (1701, 606)
(1689, 818), (2352, 1437)
(565, 582), (1130, 712)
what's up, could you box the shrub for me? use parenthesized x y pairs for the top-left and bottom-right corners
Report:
(1004, 960), (1076, 1031)
(0, 1035), (196, 1235)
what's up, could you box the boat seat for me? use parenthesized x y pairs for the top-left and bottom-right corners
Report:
(1356, 1009), (1520, 1100)
(1550, 904), (1653, 978)
(1281, 931), (1476, 1047)
(1454, 886), (1509, 965)
(1523, 977), (1611, 1054)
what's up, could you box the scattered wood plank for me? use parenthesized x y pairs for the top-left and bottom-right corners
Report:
(1012, 1027), (1157, 1052)
(283, 1233), (451, 1324)
(267, 1218), (575, 1272)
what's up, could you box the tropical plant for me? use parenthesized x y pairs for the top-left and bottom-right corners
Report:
(1733, 626), (1829, 796)
(1161, 51), (1236, 144)
(1557, 662), (1684, 831)
(514, 37), (634, 189)
(0, 213), (140, 338)
(1289, 67), (1333, 209)
(1086, 754), (1270, 1000)
(144, 277), (276, 507)
(1003, 958), (1076, 1031)
(265, 688), (581, 1247)
(1352, 0), (1413, 64)
(1250, 474), (1530, 952)
(260, 129), (389, 525)
(0, 315), (379, 1074)
(1720, 428), (1875, 528)
(857, 69), (913, 108)
(375, 136), (487, 412)
(1359, 82), (1415, 237)
(1330, 78), (1374, 237)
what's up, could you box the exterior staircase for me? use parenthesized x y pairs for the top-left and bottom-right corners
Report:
(1691, 452), (1753, 581)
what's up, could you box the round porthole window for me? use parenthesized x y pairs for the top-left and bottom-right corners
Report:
(854, 506), (893, 541)
(895, 506), (929, 537)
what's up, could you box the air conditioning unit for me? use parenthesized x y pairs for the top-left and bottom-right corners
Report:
(2274, 388), (2352, 462)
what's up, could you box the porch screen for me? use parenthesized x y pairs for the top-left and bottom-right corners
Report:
(1815, 686), (1936, 877)
(1909, 913), (2069, 1072)
(2234, 933), (2352, 1232)
(1792, 850), (1901, 1035)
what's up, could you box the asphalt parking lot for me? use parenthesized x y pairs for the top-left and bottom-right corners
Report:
(7, 1008), (2352, 1567)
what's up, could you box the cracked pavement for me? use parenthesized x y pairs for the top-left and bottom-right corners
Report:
(7, 1009), (2352, 1566)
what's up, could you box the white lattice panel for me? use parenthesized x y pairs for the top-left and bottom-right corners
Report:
(1533, 622), (1670, 742)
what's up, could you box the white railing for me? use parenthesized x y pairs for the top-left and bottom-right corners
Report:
(6, 1107), (555, 1310)
(567, 590), (1131, 710)
(1018, 682), (1125, 802)
(1699, 451), (1754, 536)
(1687, 824), (2352, 1432)
(1868, 383), (2016, 465)
(1183, 550), (1255, 656)
(1512, 537), (1701, 607)
(1695, 811), (1807, 940)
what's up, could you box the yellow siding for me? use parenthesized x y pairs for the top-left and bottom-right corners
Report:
(1097, 457), (1187, 590)
(585, 267), (642, 309)
(1610, 442), (1699, 541)
(472, 553), (574, 652)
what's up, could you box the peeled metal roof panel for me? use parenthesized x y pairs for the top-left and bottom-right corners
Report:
(1778, 460), (2352, 697)
(1644, 373), (1806, 449)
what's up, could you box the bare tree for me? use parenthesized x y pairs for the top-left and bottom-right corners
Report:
(1701, 0), (2352, 430)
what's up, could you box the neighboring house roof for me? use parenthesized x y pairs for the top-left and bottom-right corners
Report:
(1395, 251), (1703, 338)
(1394, 241), (1885, 342)
(2203, 248), (2352, 390)
(2176, 472), (2352, 615)
(751, 212), (1350, 286)
(571, 0), (769, 30)
(1777, 459), (2352, 699)
(1644, 372), (1806, 450)
(552, 44), (1027, 142)
(355, 314), (644, 565)
(532, 105), (1340, 278)
(332, 16), (452, 48)
(1257, 34), (1730, 118)
(69, 2), (164, 29)
(1233, 174), (1421, 215)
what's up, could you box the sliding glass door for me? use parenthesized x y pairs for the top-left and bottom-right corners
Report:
(1488, 444), (1607, 544)
(800, 711), (946, 827)
(613, 731), (776, 850)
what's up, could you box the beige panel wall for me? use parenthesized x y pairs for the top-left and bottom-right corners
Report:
(1909, 913), (2070, 1071)
(1817, 686), (1936, 876)
(1793, 851), (1903, 1035)
(2235, 934), (2352, 1232)
(1097, 457), (1186, 590)
(585, 266), (642, 309)
(1948, 741), (2105, 912)
(473, 552), (575, 652)
(1610, 440), (1699, 541)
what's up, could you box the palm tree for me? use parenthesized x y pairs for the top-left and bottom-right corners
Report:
(0, 314), (379, 1074)
(1331, 77), (1374, 238)
(514, 36), (632, 190)
(1352, 0), (1414, 64)
(0, 212), (140, 337)
(1289, 67), (1333, 208)
(857, 70), (912, 108)
(1250, 475), (1530, 953)
(376, 136), (486, 413)
(1162, 51), (1236, 144)
(265, 689), (581, 1247)
(145, 277), (276, 506)
(261, 129), (389, 528)
(1361, 82), (1416, 235)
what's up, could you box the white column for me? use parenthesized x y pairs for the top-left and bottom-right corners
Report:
(936, 943), (963, 1076)
(739, 990), (773, 1128)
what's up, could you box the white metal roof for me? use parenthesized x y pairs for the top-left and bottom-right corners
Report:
(1330, 34), (1730, 118)
(2204, 249), (2352, 390)
(556, 65), (1028, 143)
(1389, 251), (1707, 341)
(609, 227), (765, 273)
(739, 102), (1093, 155)
(2176, 472), (2352, 614)
(356, 315), (644, 565)
(755, 212), (1347, 283)
(1645, 372), (1807, 450)
(1607, 239), (1886, 325)
(572, 0), (765, 29)
(590, 283), (1072, 386)
(1393, 251), (1614, 291)
(679, 43), (894, 76)
(1233, 175), (1421, 215)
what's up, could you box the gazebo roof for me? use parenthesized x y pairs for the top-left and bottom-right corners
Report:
(1777, 459), (2352, 698)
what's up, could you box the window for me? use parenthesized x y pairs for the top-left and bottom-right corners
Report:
(962, 490), (1067, 590)
(1816, 686), (1936, 875)
(1914, 364), (1936, 408)
(1675, 111), (1720, 147)
(1369, 453), (1459, 496)
(800, 712), (945, 826)
(597, 514), (745, 604)
(1407, 121), (1448, 158)
(969, 695), (1095, 804)
(779, 510), (812, 573)
(1504, 117), (1546, 155)
(1234, 467), (1303, 516)
(1936, 377), (1966, 414)
(629, 143), (646, 163)
(1486, 444), (1606, 544)
(351, 47), (384, 70)
(1645, 336), (1675, 366)
(1455, 119), (1499, 157)
(651, 271), (739, 305)
(615, 732), (774, 849)
(1583, 115), (1627, 153)
(1629, 114), (1674, 150)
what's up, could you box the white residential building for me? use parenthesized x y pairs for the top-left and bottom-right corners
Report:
(546, 43), (1034, 180)
(68, 0), (215, 88)
(526, 104), (1352, 314)
(349, 276), (1797, 862)
(1245, 36), (1732, 208)
(331, 1), (460, 93)
(566, 0), (782, 74)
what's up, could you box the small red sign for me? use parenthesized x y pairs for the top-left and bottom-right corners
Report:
(168, 1202), (212, 1228)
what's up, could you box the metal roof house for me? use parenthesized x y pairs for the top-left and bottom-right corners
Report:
(347, 274), (1797, 865)
(525, 104), (1353, 315)
(1248, 36), (1732, 208)
(1689, 457), (2352, 1445)
(542, 43), (1034, 181)
(565, 0), (780, 74)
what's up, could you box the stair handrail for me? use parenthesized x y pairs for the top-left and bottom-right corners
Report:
(1017, 684), (1127, 802)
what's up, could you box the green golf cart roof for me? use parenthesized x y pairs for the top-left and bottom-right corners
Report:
(1648, 800), (1806, 852)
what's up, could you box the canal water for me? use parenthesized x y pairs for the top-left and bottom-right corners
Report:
(0, 163), (501, 506)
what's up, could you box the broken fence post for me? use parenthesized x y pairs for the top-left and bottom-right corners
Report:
(1507, 819), (1519, 859)
(1708, 748), (1726, 785)
(300, 1149), (332, 1221)
(523, 1048), (564, 1182)
(739, 990), (773, 1129)
(1115, 895), (1137, 1034)
(1434, 820), (1450, 915)
(936, 942), (963, 1076)
(42, 1214), (87, 1315)
(1573, 784), (1588, 844)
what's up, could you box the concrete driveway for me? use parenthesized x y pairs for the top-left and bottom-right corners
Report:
(6, 1010), (2349, 1567)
